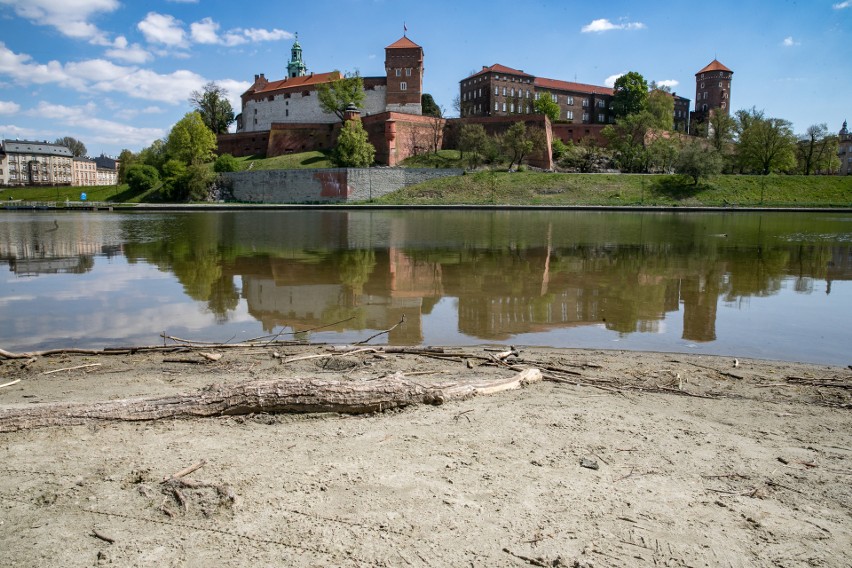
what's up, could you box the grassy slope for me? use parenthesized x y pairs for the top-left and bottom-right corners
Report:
(3, 149), (850, 207)
(373, 171), (852, 207)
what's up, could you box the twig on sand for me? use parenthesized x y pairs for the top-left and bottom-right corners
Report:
(90, 529), (115, 544)
(357, 314), (406, 345)
(162, 460), (207, 483)
(0, 379), (22, 389)
(42, 363), (101, 375)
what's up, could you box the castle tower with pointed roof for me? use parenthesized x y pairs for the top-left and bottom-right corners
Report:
(690, 59), (733, 135)
(385, 35), (423, 114)
(839, 120), (851, 175)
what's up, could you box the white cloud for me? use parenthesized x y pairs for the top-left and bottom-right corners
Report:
(833, 1), (851, 9)
(782, 36), (800, 47)
(105, 36), (151, 63)
(581, 18), (646, 33)
(0, 42), (240, 105)
(604, 73), (624, 88)
(656, 79), (679, 89)
(0, 123), (38, 138)
(0, 0), (119, 45)
(138, 12), (188, 48)
(190, 17), (292, 47)
(28, 101), (164, 147)
(0, 100), (21, 114)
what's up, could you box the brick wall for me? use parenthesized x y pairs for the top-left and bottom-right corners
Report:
(216, 132), (270, 157)
(443, 115), (554, 169)
(223, 167), (463, 204)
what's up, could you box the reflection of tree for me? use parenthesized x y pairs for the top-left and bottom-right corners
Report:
(335, 250), (376, 296)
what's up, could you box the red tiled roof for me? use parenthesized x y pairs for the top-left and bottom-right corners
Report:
(535, 77), (613, 96)
(386, 36), (421, 49)
(468, 64), (535, 79)
(696, 59), (733, 74)
(250, 71), (341, 94)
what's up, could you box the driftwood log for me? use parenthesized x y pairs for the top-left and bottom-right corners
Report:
(0, 368), (542, 433)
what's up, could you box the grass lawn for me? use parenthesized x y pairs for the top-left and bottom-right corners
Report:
(232, 151), (333, 170)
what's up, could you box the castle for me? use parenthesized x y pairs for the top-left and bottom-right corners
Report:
(688, 59), (734, 135)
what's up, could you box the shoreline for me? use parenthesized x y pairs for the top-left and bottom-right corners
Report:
(1, 345), (850, 566)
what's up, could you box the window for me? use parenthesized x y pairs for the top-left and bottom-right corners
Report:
(495, 101), (499, 111)
(502, 87), (507, 96)
(582, 98), (589, 107)
(511, 103), (515, 113)
(526, 90), (531, 98)
(406, 68), (412, 76)
(502, 102), (506, 112)
(395, 69), (401, 76)
(583, 112), (589, 122)
(566, 110), (573, 120)
(721, 102), (726, 109)
(551, 94), (557, 103)
(718, 82), (722, 87)
(510, 88), (515, 97)
(701, 82), (705, 89)
(598, 113), (605, 123)
(400, 82), (407, 91)
(567, 96), (574, 105)
(495, 86), (499, 95)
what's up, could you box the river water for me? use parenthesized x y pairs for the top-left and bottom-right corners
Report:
(1, 209), (850, 365)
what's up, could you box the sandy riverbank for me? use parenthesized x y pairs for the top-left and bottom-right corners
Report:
(1, 345), (850, 567)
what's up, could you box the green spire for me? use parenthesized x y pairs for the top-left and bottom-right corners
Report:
(287, 33), (307, 78)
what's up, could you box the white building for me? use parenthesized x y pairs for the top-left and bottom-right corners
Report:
(0, 140), (74, 187)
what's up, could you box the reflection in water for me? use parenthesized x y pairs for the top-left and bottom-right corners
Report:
(0, 210), (850, 363)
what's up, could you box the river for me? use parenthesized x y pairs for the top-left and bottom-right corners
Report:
(1, 209), (850, 365)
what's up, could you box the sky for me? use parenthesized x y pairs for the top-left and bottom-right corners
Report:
(0, 0), (850, 157)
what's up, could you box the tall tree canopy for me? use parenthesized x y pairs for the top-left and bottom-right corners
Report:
(421, 94), (442, 117)
(611, 72), (648, 118)
(646, 90), (674, 131)
(166, 112), (217, 165)
(333, 119), (375, 167)
(54, 136), (87, 157)
(317, 72), (366, 122)
(532, 91), (561, 122)
(735, 111), (797, 175)
(796, 123), (837, 175)
(189, 83), (235, 135)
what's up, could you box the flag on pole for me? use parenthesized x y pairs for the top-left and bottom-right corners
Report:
(404, 22), (407, 35)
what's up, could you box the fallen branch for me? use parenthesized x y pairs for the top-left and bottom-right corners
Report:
(356, 314), (406, 345)
(42, 363), (102, 375)
(0, 368), (542, 432)
(90, 529), (115, 544)
(0, 379), (22, 389)
(162, 460), (207, 483)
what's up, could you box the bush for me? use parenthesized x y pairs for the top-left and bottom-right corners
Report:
(213, 153), (241, 172)
(167, 164), (214, 201)
(125, 164), (160, 193)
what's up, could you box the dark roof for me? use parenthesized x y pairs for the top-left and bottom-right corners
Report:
(467, 64), (535, 80)
(2, 140), (73, 157)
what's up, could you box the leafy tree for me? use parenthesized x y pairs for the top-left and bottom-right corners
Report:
(458, 123), (489, 168)
(166, 111), (217, 165)
(213, 153), (242, 172)
(646, 90), (674, 131)
(125, 164), (160, 193)
(117, 149), (135, 184)
(189, 82), (235, 134)
(557, 138), (611, 173)
(647, 136), (679, 173)
(333, 119), (375, 167)
(706, 111), (737, 153)
(602, 111), (656, 172)
(736, 112), (797, 175)
(421, 94), (441, 117)
(317, 71), (366, 122)
(611, 71), (648, 119)
(675, 141), (723, 184)
(532, 91), (560, 122)
(54, 136), (87, 157)
(551, 138), (569, 160)
(796, 123), (835, 175)
(500, 122), (546, 170)
(138, 139), (167, 171)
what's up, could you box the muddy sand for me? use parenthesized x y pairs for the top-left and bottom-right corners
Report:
(0, 344), (850, 567)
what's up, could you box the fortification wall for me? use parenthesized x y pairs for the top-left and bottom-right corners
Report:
(223, 167), (462, 204)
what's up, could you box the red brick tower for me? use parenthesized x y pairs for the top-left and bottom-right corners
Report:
(385, 35), (424, 115)
(689, 59), (733, 135)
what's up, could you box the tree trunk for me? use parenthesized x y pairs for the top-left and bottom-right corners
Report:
(0, 369), (542, 432)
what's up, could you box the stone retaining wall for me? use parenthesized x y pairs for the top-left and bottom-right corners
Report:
(222, 167), (463, 204)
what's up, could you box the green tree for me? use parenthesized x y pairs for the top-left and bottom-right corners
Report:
(333, 119), (375, 167)
(646, 90), (674, 131)
(125, 164), (160, 193)
(602, 111), (656, 172)
(612, 71), (648, 118)
(501, 122), (546, 170)
(54, 136), (87, 157)
(532, 91), (560, 122)
(736, 112), (797, 175)
(647, 135), (679, 173)
(706, 111), (737, 153)
(675, 141), (723, 185)
(189, 82), (235, 135)
(458, 123), (489, 168)
(166, 111), (218, 165)
(796, 123), (834, 175)
(138, 139), (167, 170)
(213, 153), (241, 172)
(117, 149), (135, 184)
(421, 93), (441, 117)
(317, 71), (366, 122)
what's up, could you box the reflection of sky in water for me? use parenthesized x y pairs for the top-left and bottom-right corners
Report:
(1, 210), (851, 366)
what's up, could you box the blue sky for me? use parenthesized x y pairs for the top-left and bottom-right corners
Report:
(0, 0), (850, 157)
